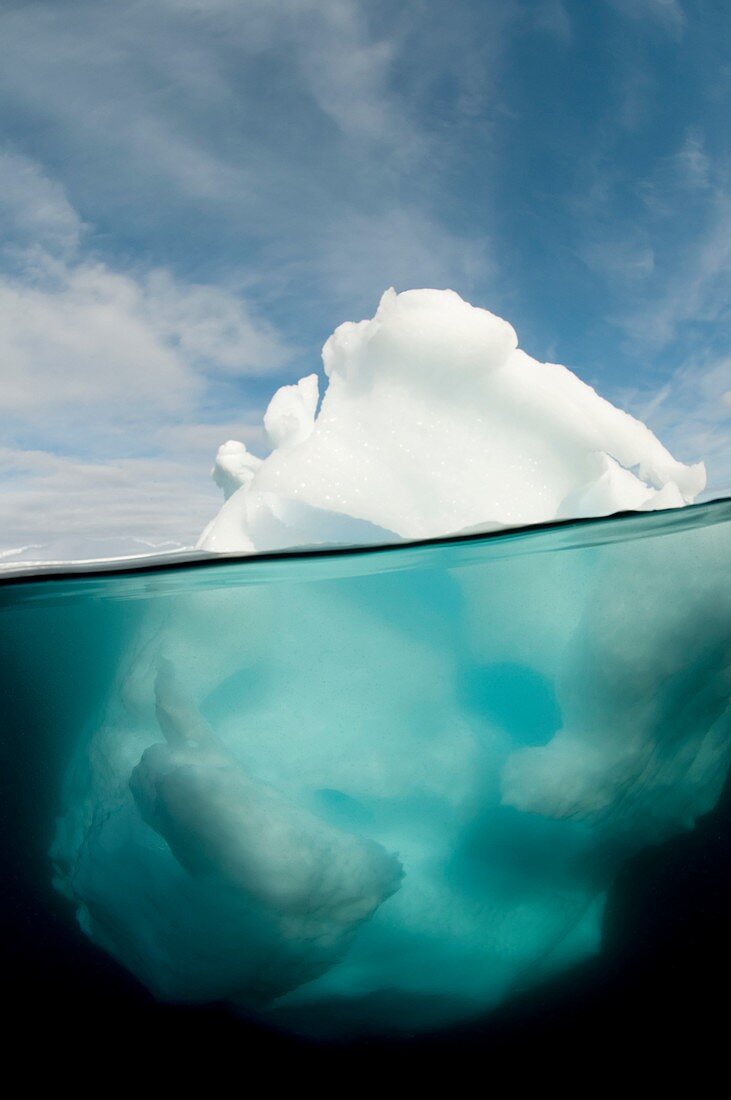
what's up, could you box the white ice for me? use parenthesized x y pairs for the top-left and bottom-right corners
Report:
(198, 288), (706, 553)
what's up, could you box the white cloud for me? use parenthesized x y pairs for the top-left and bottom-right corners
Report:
(569, 153), (657, 286)
(316, 206), (490, 311)
(0, 151), (84, 255)
(0, 415), (267, 559)
(531, 1), (572, 43)
(286, 2), (411, 149)
(0, 2), (413, 202)
(569, 125), (731, 373)
(580, 233), (655, 283)
(141, 271), (289, 375)
(0, 1), (494, 295)
(640, 131), (713, 213)
(622, 355), (731, 497)
(608, 0), (685, 38)
(0, 261), (194, 415)
(0, 152), (289, 553)
(619, 193), (731, 351)
(0, 155), (288, 423)
(672, 131), (712, 191)
(0, 447), (213, 555)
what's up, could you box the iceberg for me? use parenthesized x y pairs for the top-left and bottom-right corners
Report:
(1, 289), (726, 1038)
(198, 288), (706, 553)
(0, 499), (724, 1036)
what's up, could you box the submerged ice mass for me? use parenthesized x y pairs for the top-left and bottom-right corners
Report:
(198, 288), (706, 553)
(42, 500), (730, 1035)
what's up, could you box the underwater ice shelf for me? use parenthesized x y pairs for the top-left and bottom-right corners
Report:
(1, 499), (729, 1037)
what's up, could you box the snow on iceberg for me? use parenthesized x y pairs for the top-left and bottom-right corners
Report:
(198, 288), (705, 553)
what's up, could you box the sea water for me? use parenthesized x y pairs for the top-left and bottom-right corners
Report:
(1, 500), (729, 1037)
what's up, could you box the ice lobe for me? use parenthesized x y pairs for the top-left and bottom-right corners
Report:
(133, 661), (403, 935)
(212, 441), (262, 500)
(198, 288), (706, 553)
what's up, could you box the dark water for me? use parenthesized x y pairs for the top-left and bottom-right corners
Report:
(2, 504), (729, 1077)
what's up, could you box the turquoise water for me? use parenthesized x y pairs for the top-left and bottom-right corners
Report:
(1, 500), (729, 1037)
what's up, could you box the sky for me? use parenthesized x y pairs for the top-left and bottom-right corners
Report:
(0, 0), (729, 557)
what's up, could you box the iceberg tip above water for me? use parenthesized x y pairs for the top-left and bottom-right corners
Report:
(198, 288), (706, 554)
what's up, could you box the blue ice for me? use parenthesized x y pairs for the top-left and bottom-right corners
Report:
(39, 501), (730, 1035)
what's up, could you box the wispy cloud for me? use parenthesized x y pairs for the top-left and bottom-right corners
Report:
(608, 0), (686, 39)
(0, 1), (493, 296)
(0, 154), (288, 435)
(617, 131), (731, 351)
(0, 447), (215, 556)
(621, 352), (731, 496)
(0, 150), (286, 553)
(0, 152), (84, 255)
(530, 1), (572, 44)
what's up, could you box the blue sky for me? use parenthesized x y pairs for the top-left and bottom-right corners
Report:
(0, 0), (729, 555)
